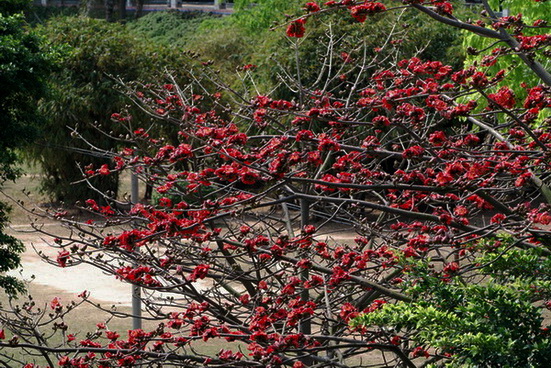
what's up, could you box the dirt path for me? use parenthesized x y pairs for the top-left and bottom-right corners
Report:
(2, 172), (135, 305)
(8, 225), (134, 306)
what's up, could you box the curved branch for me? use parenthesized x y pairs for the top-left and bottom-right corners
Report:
(412, 3), (551, 86)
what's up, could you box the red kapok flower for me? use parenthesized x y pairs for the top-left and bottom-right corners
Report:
(287, 18), (306, 38)
(98, 164), (110, 176)
(491, 213), (506, 224)
(350, 3), (387, 23)
(434, 1), (453, 16)
(189, 264), (210, 282)
(56, 250), (71, 268)
(106, 330), (120, 340)
(411, 346), (430, 358)
(443, 262), (460, 274)
(50, 297), (61, 310)
(488, 86), (516, 109)
(241, 170), (260, 185)
(303, 224), (317, 235)
(402, 145), (425, 159)
(304, 2), (320, 13)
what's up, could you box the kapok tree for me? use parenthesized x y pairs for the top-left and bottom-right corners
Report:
(1, 1), (550, 367)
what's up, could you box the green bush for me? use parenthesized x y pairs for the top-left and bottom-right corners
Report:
(126, 10), (215, 48)
(353, 235), (551, 367)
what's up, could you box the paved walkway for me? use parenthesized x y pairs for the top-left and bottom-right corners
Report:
(38, 1), (235, 16)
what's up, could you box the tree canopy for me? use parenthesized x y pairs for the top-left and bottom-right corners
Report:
(0, 0), (50, 297)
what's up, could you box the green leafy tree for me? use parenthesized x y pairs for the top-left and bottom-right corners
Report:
(353, 235), (551, 367)
(31, 16), (192, 203)
(0, 202), (25, 297)
(130, 2), (464, 101)
(130, 0), (300, 69)
(231, 0), (303, 34)
(0, 1), (50, 296)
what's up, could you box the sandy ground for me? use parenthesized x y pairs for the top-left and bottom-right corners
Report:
(2, 172), (143, 306)
(8, 223), (135, 306)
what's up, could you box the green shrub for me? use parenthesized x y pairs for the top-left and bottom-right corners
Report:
(353, 236), (551, 368)
(126, 10), (215, 48)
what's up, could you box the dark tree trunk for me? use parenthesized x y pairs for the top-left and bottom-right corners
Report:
(135, 0), (144, 19)
(118, 0), (126, 20)
(105, 0), (115, 22)
(144, 181), (153, 202)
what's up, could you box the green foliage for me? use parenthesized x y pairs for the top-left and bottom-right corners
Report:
(31, 16), (192, 203)
(474, 236), (551, 299)
(462, 0), (550, 114)
(355, 283), (549, 367)
(127, 11), (253, 82)
(126, 10), (214, 48)
(175, 2), (466, 100)
(0, 0), (31, 15)
(353, 235), (551, 367)
(230, 0), (303, 34)
(0, 13), (50, 181)
(173, 0), (303, 78)
(486, 0), (550, 21)
(128, 15), (249, 89)
(0, 202), (25, 297)
(124, 1), (466, 105)
(355, 283), (550, 367)
(257, 6), (466, 101)
(189, 21), (254, 77)
(0, 1), (49, 297)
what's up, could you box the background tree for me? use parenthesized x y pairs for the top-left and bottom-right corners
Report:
(0, 0), (50, 296)
(125, 10), (215, 49)
(260, 4), (466, 102)
(127, 2), (465, 99)
(29, 16), (193, 203)
(0, 0), (31, 15)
